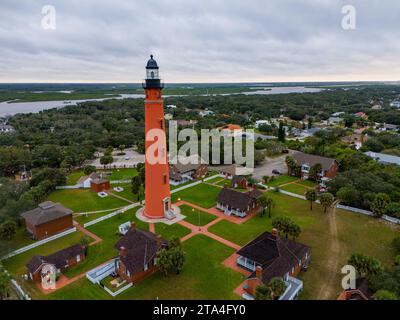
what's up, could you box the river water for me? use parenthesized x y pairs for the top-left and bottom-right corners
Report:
(0, 87), (323, 117)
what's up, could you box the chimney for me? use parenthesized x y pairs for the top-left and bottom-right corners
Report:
(271, 228), (278, 237)
(131, 222), (136, 231)
(256, 265), (263, 279)
(119, 246), (126, 258)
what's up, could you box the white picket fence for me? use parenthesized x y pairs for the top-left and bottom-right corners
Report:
(1, 227), (77, 260)
(11, 279), (31, 300)
(83, 203), (140, 228)
(103, 282), (133, 297)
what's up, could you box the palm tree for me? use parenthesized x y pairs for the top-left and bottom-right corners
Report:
(265, 197), (275, 218)
(257, 196), (268, 217)
(305, 189), (317, 211)
(289, 223), (301, 240)
(269, 277), (287, 299)
(320, 192), (334, 213)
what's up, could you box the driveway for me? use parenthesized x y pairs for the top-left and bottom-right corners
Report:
(86, 148), (145, 169)
(252, 150), (296, 180)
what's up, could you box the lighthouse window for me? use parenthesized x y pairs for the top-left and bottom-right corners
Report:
(163, 174), (167, 184)
(160, 119), (163, 129)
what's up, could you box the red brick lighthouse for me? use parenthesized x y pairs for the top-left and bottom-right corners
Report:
(143, 55), (172, 219)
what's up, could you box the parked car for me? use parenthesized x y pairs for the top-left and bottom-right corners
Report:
(272, 169), (282, 175)
(282, 149), (289, 154)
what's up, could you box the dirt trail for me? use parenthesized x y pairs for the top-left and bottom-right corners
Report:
(316, 202), (341, 300)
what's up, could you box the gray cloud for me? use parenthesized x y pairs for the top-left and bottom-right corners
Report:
(0, 0), (399, 82)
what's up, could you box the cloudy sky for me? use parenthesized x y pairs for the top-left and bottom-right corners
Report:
(0, 0), (399, 83)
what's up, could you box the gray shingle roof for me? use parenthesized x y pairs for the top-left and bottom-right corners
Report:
(237, 231), (310, 283)
(292, 152), (336, 171)
(115, 229), (167, 275)
(26, 244), (85, 274)
(21, 201), (73, 226)
(217, 188), (254, 212)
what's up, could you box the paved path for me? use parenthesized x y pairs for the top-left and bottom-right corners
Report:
(178, 217), (240, 250)
(74, 222), (102, 246)
(107, 191), (136, 204)
(149, 223), (155, 233)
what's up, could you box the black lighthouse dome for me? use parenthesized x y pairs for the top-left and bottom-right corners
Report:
(146, 55), (159, 69)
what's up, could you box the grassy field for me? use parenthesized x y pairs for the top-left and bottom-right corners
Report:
(109, 184), (138, 202)
(2, 230), (90, 298)
(216, 179), (231, 187)
(297, 179), (317, 188)
(3, 226), (36, 253)
(100, 168), (138, 180)
(267, 175), (298, 187)
(172, 183), (221, 208)
(179, 204), (217, 226)
(208, 191), (400, 299)
(154, 222), (191, 240)
(280, 183), (309, 196)
(73, 209), (119, 225)
(66, 170), (84, 185)
(44, 235), (244, 300)
(205, 176), (225, 184)
(46, 189), (129, 212)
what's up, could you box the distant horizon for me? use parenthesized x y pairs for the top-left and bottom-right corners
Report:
(0, 80), (399, 85)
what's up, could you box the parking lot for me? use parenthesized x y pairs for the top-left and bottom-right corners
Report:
(87, 148), (145, 169)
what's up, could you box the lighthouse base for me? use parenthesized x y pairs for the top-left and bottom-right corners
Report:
(136, 205), (184, 225)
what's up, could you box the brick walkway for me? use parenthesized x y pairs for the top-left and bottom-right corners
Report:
(178, 217), (241, 250)
(149, 223), (155, 233)
(74, 221), (102, 246)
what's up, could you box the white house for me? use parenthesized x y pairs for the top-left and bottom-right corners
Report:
(199, 109), (214, 117)
(255, 120), (271, 128)
(390, 100), (400, 108)
(76, 172), (102, 188)
(0, 124), (15, 133)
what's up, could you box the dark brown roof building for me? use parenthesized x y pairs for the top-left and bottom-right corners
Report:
(21, 201), (74, 240)
(115, 223), (168, 280)
(237, 230), (310, 283)
(216, 188), (262, 217)
(26, 244), (86, 282)
(22, 201), (72, 227)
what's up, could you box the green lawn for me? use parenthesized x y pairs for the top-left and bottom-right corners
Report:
(154, 222), (191, 240)
(3, 226), (35, 253)
(74, 209), (118, 225)
(267, 175), (298, 187)
(64, 207), (147, 279)
(280, 183), (309, 196)
(297, 179), (317, 188)
(66, 170), (84, 185)
(179, 204), (217, 226)
(216, 179), (231, 187)
(46, 189), (130, 212)
(2, 230), (90, 299)
(172, 183), (221, 208)
(44, 235), (244, 300)
(170, 180), (196, 190)
(100, 168), (138, 181)
(109, 183), (138, 202)
(205, 176), (225, 184)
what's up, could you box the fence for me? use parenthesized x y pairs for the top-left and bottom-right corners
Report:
(256, 182), (400, 225)
(171, 174), (224, 194)
(11, 279), (31, 300)
(83, 203), (139, 228)
(103, 282), (133, 297)
(1, 227), (77, 260)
